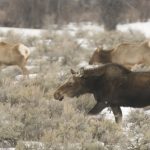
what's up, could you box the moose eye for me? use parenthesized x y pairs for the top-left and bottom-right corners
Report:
(81, 76), (86, 79)
(68, 82), (73, 86)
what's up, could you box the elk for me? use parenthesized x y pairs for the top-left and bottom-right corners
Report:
(54, 63), (150, 124)
(0, 41), (30, 76)
(89, 41), (150, 69)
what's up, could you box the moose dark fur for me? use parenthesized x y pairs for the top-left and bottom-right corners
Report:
(54, 63), (150, 123)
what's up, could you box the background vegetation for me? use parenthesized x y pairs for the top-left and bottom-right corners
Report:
(0, 0), (150, 149)
(0, 0), (150, 30)
(0, 27), (149, 149)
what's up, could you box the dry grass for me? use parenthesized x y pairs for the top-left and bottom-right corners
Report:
(88, 30), (146, 49)
(0, 29), (149, 149)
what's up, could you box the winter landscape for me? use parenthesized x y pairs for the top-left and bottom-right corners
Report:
(0, 0), (150, 150)
(0, 21), (149, 150)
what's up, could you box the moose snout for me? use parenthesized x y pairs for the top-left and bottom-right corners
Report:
(54, 92), (64, 101)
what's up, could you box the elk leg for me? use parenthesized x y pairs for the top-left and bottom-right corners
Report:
(21, 66), (29, 76)
(111, 106), (122, 124)
(88, 102), (106, 115)
(18, 59), (29, 77)
(0, 63), (2, 70)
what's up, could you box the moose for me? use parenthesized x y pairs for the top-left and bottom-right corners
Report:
(0, 41), (30, 76)
(89, 41), (150, 69)
(54, 63), (150, 124)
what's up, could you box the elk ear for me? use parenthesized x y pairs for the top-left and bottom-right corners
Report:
(70, 69), (76, 75)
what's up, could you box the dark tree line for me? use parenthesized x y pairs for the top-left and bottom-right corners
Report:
(99, 0), (126, 30)
(0, 0), (150, 30)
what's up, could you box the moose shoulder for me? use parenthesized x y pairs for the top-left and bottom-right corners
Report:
(89, 41), (150, 69)
(54, 63), (150, 124)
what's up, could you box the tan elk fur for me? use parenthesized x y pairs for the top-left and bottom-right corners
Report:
(0, 41), (30, 75)
(89, 41), (150, 69)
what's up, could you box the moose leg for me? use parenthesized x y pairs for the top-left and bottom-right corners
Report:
(88, 102), (106, 115)
(111, 106), (122, 124)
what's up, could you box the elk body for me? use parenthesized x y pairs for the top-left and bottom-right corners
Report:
(89, 41), (150, 69)
(0, 42), (30, 75)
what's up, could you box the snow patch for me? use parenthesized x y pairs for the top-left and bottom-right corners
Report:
(15, 74), (37, 81)
(0, 27), (46, 37)
(117, 21), (150, 38)
(92, 107), (141, 122)
(77, 61), (89, 68)
(76, 38), (91, 49)
(0, 148), (15, 150)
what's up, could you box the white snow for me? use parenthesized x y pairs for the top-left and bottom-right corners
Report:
(1, 21), (150, 39)
(26, 65), (39, 71)
(62, 22), (104, 37)
(76, 38), (91, 49)
(0, 148), (15, 150)
(15, 74), (38, 81)
(0, 27), (46, 37)
(77, 61), (89, 68)
(117, 21), (150, 38)
(19, 141), (44, 149)
(93, 107), (133, 122)
(0, 21), (150, 120)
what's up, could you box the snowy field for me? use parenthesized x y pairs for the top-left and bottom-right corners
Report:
(117, 21), (150, 38)
(0, 21), (150, 149)
(0, 21), (150, 120)
(1, 21), (150, 38)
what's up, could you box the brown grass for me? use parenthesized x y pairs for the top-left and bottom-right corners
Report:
(0, 29), (149, 149)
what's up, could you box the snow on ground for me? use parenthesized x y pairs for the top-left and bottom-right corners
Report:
(76, 38), (91, 49)
(0, 21), (150, 38)
(15, 74), (38, 81)
(0, 21), (150, 50)
(54, 22), (103, 37)
(0, 21), (150, 121)
(93, 107), (150, 124)
(117, 21), (150, 38)
(65, 22), (104, 36)
(0, 148), (15, 150)
(92, 107), (137, 122)
(0, 27), (46, 37)
(0, 22), (150, 149)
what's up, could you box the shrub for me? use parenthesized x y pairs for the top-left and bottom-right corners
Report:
(125, 110), (150, 149)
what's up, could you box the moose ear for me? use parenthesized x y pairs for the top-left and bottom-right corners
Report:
(96, 46), (102, 52)
(70, 69), (76, 74)
(79, 67), (85, 76)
